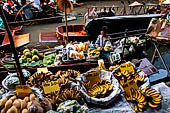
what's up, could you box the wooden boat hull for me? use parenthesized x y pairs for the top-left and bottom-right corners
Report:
(0, 26), (23, 48)
(85, 14), (163, 37)
(1, 33), (30, 48)
(40, 24), (92, 43)
(9, 16), (62, 26)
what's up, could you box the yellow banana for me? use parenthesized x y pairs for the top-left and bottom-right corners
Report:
(138, 107), (143, 112)
(141, 86), (150, 94)
(138, 95), (145, 103)
(153, 97), (162, 101)
(150, 92), (160, 97)
(148, 102), (159, 108)
(137, 103), (144, 109)
(108, 84), (113, 91)
(134, 104), (138, 112)
(146, 88), (155, 94)
(152, 99), (161, 104)
(102, 86), (107, 95)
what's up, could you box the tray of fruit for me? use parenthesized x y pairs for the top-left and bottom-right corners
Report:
(77, 69), (121, 106)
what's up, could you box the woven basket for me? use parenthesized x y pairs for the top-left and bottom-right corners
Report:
(77, 69), (121, 106)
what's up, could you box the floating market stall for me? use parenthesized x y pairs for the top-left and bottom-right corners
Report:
(1, 2), (170, 113)
(1, 27), (169, 112)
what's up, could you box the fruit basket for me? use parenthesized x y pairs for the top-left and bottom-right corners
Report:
(77, 69), (121, 106)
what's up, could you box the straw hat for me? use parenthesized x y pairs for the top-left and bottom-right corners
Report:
(57, 0), (73, 13)
(129, 1), (143, 7)
(162, 0), (170, 5)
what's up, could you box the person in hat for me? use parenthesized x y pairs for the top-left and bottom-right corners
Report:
(95, 26), (111, 49)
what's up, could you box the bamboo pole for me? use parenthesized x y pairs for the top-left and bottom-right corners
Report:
(0, 6), (25, 85)
(64, 3), (68, 44)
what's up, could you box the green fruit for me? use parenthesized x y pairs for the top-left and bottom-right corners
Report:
(47, 60), (52, 65)
(31, 49), (39, 55)
(31, 61), (36, 63)
(50, 54), (56, 59)
(25, 52), (32, 58)
(38, 53), (45, 59)
(27, 58), (32, 63)
(32, 55), (39, 61)
(21, 55), (25, 58)
(23, 49), (30, 55)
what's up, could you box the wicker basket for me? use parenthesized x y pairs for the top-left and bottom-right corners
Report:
(77, 69), (121, 106)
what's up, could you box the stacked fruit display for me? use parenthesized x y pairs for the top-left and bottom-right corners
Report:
(0, 93), (37, 113)
(113, 65), (162, 112)
(20, 49), (44, 64)
(26, 69), (82, 109)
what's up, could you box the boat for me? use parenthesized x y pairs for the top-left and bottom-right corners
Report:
(0, 32), (30, 49)
(0, 26), (30, 49)
(0, 25), (23, 45)
(8, 16), (62, 26)
(40, 24), (91, 43)
(84, 4), (163, 36)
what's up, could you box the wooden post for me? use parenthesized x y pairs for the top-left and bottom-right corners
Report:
(64, 3), (68, 44)
(0, 5), (25, 85)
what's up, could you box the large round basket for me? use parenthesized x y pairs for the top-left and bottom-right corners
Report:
(77, 69), (121, 106)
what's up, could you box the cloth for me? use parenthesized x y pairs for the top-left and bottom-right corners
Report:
(0, 17), (4, 28)
(21, 4), (34, 20)
(99, 50), (110, 59)
(29, 0), (41, 11)
(95, 35), (111, 48)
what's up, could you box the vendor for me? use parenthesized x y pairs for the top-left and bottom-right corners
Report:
(95, 26), (111, 49)
(95, 26), (112, 59)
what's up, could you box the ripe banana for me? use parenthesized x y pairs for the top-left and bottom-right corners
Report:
(148, 101), (159, 108)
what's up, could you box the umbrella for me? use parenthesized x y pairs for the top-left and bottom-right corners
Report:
(129, 1), (143, 7)
(57, 0), (73, 43)
(162, 0), (170, 4)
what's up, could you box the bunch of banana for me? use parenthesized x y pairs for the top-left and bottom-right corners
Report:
(55, 70), (81, 81)
(26, 71), (54, 89)
(134, 74), (145, 83)
(82, 81), (91, 90)
(87, 80), (113, 98)
(130, 89), (147, 112)
(109, 65), (120, 71)
(98, 61), (108, 71)
(114, 70), (132, 80)
(88, 49), (100, 56)
(141, 87), (162, 108)
(45, 87), (82, 109)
